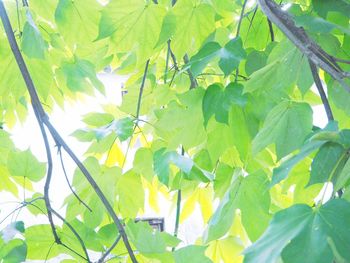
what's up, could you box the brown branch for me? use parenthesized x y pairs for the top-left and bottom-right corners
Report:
(257, 0), (350, 92)
(0, 3), (137, 262)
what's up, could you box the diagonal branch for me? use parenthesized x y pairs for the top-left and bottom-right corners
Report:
(308, 60), (334, 121)
(0, 2), (137, 262)
(257, 0), (350, 92)
(50, 208), (90, 262)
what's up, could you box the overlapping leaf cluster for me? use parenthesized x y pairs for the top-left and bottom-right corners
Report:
(0, 0), (350, 262)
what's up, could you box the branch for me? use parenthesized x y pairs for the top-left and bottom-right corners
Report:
(267, 18), (274, 42)
(183, 54), (198, 89)
(50, 208), (90, 262)
(257, 0), (350, 92)
(235, 0), (248, 82)
(58, 148), (92, 212)
(136, 60), (150, 120)
(37, 110), (60, 243)
(98, 235), (121, 263)
(0, 3), (137, 262)
(308, 60), (334, 121)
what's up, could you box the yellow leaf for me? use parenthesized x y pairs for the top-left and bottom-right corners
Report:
(229, 211), (250, 246)
(143, 177), (160, 213)
(206, 236), (244, 263)
(105, 139), (124, 167)
(198, 187), (213, 223)
(180, 189), (198, 223)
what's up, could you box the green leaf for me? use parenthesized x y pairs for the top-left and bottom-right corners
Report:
(21, 15), (48, 59)
(153, 148), (193, 185)
(154, 88), (206, 149)
(244, 199), (350, 263)
(0, 239), (27, 263)
(272, 121), (339, 185)
(243, 204), (313, 263)
(252, 101), (313, 159)
(244, 40), (313, 94)
(116, 170), (144, 218)
(245, 50), (268, 76)
(55, 0), (101, 45)
(155, 11), (176, 48)
(334, 157), (350, 191)
(308, 142), (345, 186)
(203, 82), (247, 126)
(188, 37), (246, 77)
(205, 170), (270, 243)
(218, 37), (246, 76)
(237, 171), (271, 241)
(313, 0), (350, 18)
(174, 245), (212, 263)
(98, 0), (165, 62)
(7, 149), (46, 182)
(94, 117), (134, 142)
(25, 225), (62, 259)
(171, 0), (215, 58)
(61, 57), (104, 93)
(272, 140), (325, 186)
(189, 42), (221, 77)
(295, 14), (350, 35)
(133, 147), (154, 181)
(82, 112), (114, 127)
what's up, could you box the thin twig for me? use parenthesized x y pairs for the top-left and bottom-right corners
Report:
(37, 111), (60, 243)
(98, 235), (122, 263)
(267, 18), (274, 41)
(235, 0), (248, 82)
(60, 242), (88, 261)
(58, 147), (92, 212)
(103, 60), (150, 261)
(51, 208), (90, 262)
(332, 57), (350, 65)
(136, 60), (150, 120)
(172, 189), (181, 252)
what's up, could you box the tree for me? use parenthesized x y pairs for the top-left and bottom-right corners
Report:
(0, 0), (349, 262)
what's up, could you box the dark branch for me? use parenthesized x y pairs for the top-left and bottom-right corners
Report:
(308, 60), (334, 121)
(51, 208), (90, 262)
(257, 0), (350, 92)
(98, 235), (121, 263)
(267, 18), (274, 42)
(37, 110), (60, 243)
(136, 60), (150, 119)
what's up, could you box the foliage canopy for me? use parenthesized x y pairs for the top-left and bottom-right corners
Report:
(0, 0), (350, 262)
